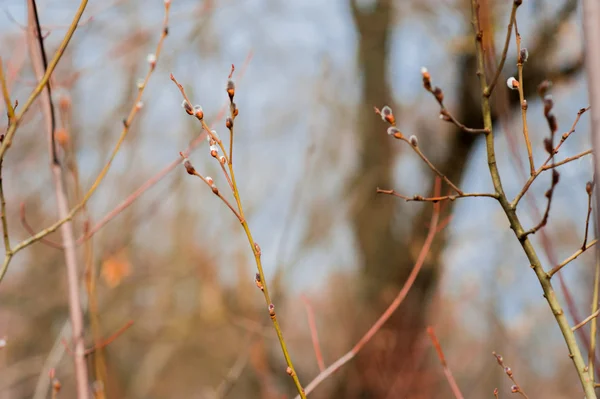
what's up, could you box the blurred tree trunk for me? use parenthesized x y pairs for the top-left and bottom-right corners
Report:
(342, 0), (581, 397)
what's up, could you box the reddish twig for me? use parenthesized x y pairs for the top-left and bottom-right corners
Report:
(84, 320), (134, 355)
(300, 295), (325, 372)
(19, 202), (64, 250)
(583, 180), (594, 250)
(293, 178), (443, 399)
(426, 326), (464, 399)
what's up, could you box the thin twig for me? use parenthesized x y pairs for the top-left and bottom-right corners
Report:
(0, 57), (15, 124)
(583, 181), (594, 250)
(27, 0), (89, 395)
(573, 309), (600, 332)
(84, 320), (134, 355)
(512, 106), (591, 207)
(514, 20), (535, 175)
(547, 239), (598, 278)
(426, 326), (465, 399)
(0, 162), (10, 257)
(484, 1), (519, 97)
(520, 169), (559, 238)
(377, 188), (497, 202)
(492, 352), (529, 399)
(589, 259), (600, 379)
(395, 134), (464, 195)
(294, 180), (442, 398)
(19, 203), (63, 250)
(300, 295), (325, 372)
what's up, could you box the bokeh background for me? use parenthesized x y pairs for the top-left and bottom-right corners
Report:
(0, 0), (595, 398)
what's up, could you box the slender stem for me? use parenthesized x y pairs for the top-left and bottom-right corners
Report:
(512, 149), (593, 208)
(294, 198), (441, 399)
(484, 2), (518, 98)
(300, 295), (325, 372)
(199, 120), (306, 398)
(427, 326), (465, 399)
(589, 259), (600, 379)
(470, 1), (596, 397)
(0, 162), (10, 256)
(396, 136), (463, 195)
(573, 309), (600, 332)
(514, 21), (535, 175)
(583, 184), (594, 250)
(190, 170), (242, 221)
(0, 58), (15, 123)
(377, 188), (497, 202)
(548, 239), (598, 278)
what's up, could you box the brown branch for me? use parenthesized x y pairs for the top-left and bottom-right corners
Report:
(420, 69), (488, 134)
(294, 179), (442, 398)
(512, 106), (590, 207)
(426, 326), (465, 399)
(300, 295), (325, 372)
(547, 239), (598, 278)
(512, 149), (592, 208)
(19, 203), (64, 250)
(377, 188), (497, 202)
(583, 181), (594, 250)
(572, 310), (600, 332)
(521, 169), (559, 238)
(84, 320), (134, 355)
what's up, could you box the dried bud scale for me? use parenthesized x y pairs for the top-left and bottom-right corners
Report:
(543, 95), (554, 116)
(432, 87), (444, 103)
(421, 67), (432, 91)
(226, 117), (234, 129)
(182, 100), (193, 115)
(206, 176), (214, 186)
(547, 112), (558, 133)
(255, 273), (264, 291)
(227, 79), (235, 101)
(519, 48), (528, 64)
(587, 181), (594, 195)
(552, 170), (560, 185)
(268, 304), (276, 317)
